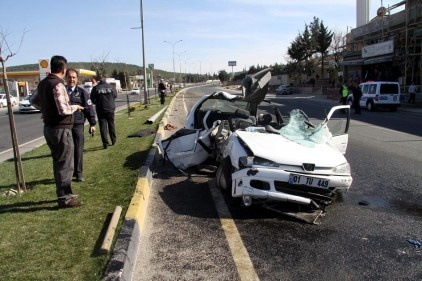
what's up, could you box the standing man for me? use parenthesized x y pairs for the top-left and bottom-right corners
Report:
(90, 75), (117, 149)
(158, 79), (166, 105)
(339, 82), (349, 106)
(31, 55), (84, 208)
(66, 69), (96, 182)
(352, 83), (362, 114)
(408, 82), (416, 104)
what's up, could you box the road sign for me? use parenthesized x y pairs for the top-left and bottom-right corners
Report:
(228, 61), (237, 66)
(39, 59), (50, 80)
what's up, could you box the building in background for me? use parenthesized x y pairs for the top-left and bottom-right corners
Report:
(0, 63), (96, 98)
(342, 0), (421, 91)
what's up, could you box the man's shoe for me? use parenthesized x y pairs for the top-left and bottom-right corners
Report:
(103, 144), (109, 149)
(58, 197), (82, 208)
(111, 141), (116, 146)
(76, 177), (85, 182)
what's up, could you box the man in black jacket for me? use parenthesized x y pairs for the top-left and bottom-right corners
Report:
(31, 55), (84, 208)
(352, 82), (362, 114)
(66, 69), (97, 182)
(158, 79), (166, 105)
(90, 75), (117, 149)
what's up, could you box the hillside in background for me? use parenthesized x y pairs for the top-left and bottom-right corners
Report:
(2, 62), (174, 80)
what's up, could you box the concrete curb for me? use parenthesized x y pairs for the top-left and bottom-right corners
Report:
(103, 91), (181, 281)
(102, 148), (155, 281)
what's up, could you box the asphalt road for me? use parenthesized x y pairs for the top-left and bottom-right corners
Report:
(0, 91), (150, 163)
(133, 85), (422, 281)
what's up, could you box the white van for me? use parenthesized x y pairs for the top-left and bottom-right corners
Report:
(358, 81), (401, 111)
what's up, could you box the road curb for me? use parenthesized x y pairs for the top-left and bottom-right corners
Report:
(103, 148), (155, 281)
(103, 91), (181, 281)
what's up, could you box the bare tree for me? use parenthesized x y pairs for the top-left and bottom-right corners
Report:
(0, 27), (27, 192)
(90, 51), (110, 78)
(328, 30), (345, 71)
(327, 30), (345, 85)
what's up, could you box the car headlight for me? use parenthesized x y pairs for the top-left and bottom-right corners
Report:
(333, 162), (351, 174)
(239, 156), (279, 168)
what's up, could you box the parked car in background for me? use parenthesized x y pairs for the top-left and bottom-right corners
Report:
(83, 82), (93, 94)
(130, 87), (140, 95)
(275, 84), (293, 95)
(19, 93), (40, 113)
(348, 81), (401, 111)
(0, 94), (17, 108)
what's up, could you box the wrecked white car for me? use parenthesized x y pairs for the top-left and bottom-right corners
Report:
(158, 68), (352, 223)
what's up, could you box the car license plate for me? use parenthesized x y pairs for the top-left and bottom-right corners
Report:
(288, 173), (330, 189)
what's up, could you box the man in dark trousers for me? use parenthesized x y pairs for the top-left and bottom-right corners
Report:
(339, 82), (349, 106)
(352, 83), (362, 114)
(158, 79), (166, 105)
(90, 75), (117, 149)
(66, 69), (97, 182)
(31, 55), (84, 208)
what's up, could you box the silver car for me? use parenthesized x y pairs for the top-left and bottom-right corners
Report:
(19, 93), (40, 113)
(275, 84), (293, 95)
(0, 94), (17, 108)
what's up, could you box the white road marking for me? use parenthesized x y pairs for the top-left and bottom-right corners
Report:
(182, 94), (188, 117)
(0, 136), (45, 156)
(208, 180), (260, 281)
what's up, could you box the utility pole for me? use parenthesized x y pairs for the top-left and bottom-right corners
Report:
(140, 0), (148, 106)
(130, 0), (148, 107)
(164, 40), (183, 82)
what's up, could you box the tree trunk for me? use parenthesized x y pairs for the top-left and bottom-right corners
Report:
(1, 62), (26, 192)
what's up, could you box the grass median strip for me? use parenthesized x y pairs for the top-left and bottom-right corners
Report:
(0, 96), (171, 281)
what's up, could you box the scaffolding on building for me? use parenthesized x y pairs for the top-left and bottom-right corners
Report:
(344, 0), (421, 91)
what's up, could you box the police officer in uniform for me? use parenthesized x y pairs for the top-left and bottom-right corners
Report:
(339, 82), (349, 106)
(66, 69), (96, 182)
(90, 74), (117, 149)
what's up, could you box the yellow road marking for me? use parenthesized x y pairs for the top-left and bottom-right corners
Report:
(208, 180), (259, 281)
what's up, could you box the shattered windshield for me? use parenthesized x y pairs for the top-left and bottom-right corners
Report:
(198, 97), (249, 114)
(278, 109), (332, 147)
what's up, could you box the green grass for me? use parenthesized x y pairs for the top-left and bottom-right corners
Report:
(0, 95), (171, 281)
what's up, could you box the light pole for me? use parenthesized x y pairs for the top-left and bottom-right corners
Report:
(164, 39), (182, 82)
(130, 0), (148, 107)
(175, 51), (187, 83)
(184, 57), (191, 83)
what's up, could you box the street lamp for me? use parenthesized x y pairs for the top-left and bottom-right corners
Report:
(164, 39), (183, 82)
(175, 51), (187, 83)
(184, 57), (191, 83)
(130, 0), (148, 107)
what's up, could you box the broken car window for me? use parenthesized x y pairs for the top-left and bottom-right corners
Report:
(278, 109), (332, 147)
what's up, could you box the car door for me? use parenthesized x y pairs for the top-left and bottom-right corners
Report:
(379, 82), (400, 104)
(359, 84), (369, 107)
(324, 105), (350, 154)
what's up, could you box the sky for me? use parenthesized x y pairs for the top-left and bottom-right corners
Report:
(0, 0), (404, 75)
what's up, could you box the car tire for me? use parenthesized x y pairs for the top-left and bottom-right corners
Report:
(216, 157), (233, 194)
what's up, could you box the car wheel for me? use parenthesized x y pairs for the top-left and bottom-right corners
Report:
(366, 101), (374, 111)
(216, 157), (233, 194)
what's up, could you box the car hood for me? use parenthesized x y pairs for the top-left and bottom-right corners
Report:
(236, 131), (347, 167)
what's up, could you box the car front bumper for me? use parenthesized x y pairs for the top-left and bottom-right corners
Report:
(19, 106), (40, 112)
(231, 167), (353, 207)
